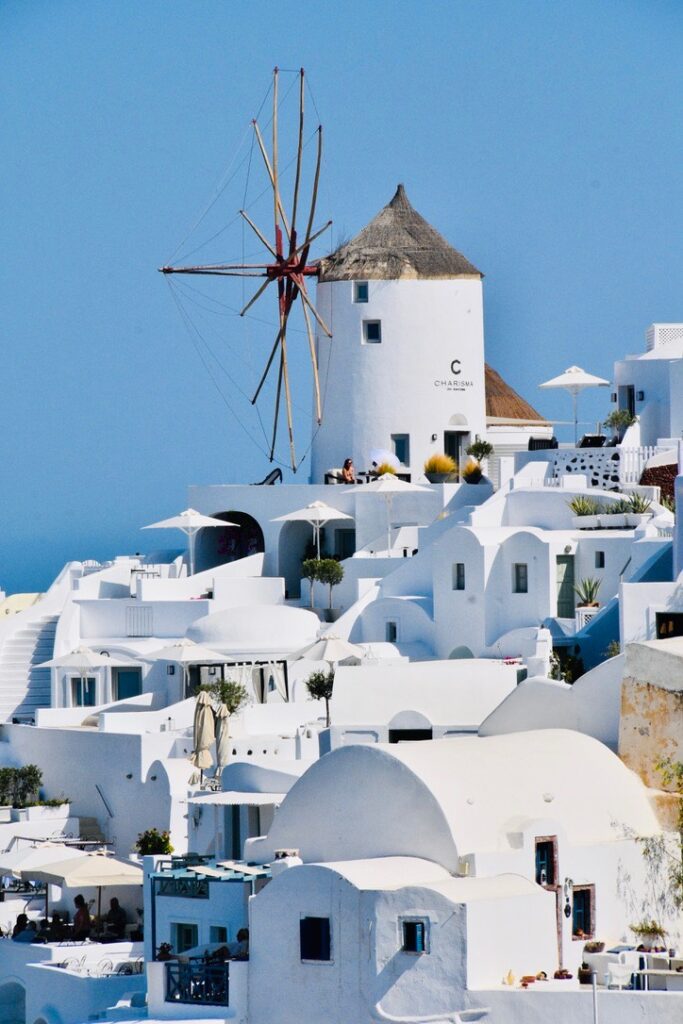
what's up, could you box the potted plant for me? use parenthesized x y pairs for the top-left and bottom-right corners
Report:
(317, 558), (344, 622)
(574, 577), (601, 608)
(631, 919), (667, 950)
(568, 495), (601, 529)
(578, 962), (594, 985)
(301, 557), (322, 611)
(604, 408), (635, 441)
(461, 456), (483, 485)
(424, 453), (457, 483)
(626, 493), (652, 528)
(375, 462), (397, 476)
(466, 437), (494, 465)
(135, 828), (174, 856)
(598, 498), (630, 529)
(305, 669), (335, 726)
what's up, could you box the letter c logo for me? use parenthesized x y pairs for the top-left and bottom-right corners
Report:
(450, 359), (462, 375)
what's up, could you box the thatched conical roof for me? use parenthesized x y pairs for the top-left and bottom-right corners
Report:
(318, 184), (482, 282)
(485, 364), (548, 423)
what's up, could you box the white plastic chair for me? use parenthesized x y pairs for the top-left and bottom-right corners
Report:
(607, 958), (632, 990)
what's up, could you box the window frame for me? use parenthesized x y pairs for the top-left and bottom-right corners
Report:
(353, 281), (369, 303)
(534, 835), (558, 887)
(172, 921), (199, 953)
(595, 551), (605, 569)
(572, 884), (596, 940)
(391, 433), (410, 466)
(71, 675), (97, 707)
(385, 620), (399, 643)
(362, 320), (382, 344)
(299, 915), (332, 963)
(400, 917), (429, 954)
(513, 562), (528, 594)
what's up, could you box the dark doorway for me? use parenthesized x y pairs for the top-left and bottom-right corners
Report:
(656, 612), (683, 639)
(444, 431), (469, 476)
(388, 728), (433, 743)
(195, 511), (265, 572)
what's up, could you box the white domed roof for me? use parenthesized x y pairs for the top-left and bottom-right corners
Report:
(187, 605), (320, 655)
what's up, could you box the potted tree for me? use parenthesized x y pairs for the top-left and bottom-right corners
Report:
(301, 558), (322, 611)
(305, 670), (335, 727)
(604, 408), (635, 441)
(466, 437), (494, 476)
(317, 559), (344, 622)
(424, 453), (457, 483)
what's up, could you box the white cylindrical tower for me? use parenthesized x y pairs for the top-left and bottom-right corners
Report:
(310, 185), (487, 483)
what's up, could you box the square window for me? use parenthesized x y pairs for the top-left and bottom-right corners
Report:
(513, 563), (528, 593)
(391, 434), (410, 465)
(300, 916), (331, 961)
(363, 320), (382, 344)
(452, 563), (465, 591)
(354, 281), (369, 303)
(595, 551), (605, 569)
(401, 919), (428, 953)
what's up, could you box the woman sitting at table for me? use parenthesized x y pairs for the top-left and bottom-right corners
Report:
(341, 458), (355, 484)
(72, 894), (91, 940)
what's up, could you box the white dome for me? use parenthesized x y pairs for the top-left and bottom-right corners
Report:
(187, 605), (320, 655)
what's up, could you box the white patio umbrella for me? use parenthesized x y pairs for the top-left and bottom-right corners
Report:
(539, 365), (610, 444)
(358, 476), (430, 554)
(368, 448), (401, 471)
(37, 647), (139, 706)
(21, 851), (143, 921)
(141, 508), (238, 576)
(272, 501), (353, 559)
(190, 691), (216, 778)
(290, 634), (365, 666)
(142, 639), (226, 700)
(0, 842), (83, 880)
(214, 703), (231, 778)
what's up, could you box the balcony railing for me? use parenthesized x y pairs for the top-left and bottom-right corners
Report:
(165, 961), (230, 1006)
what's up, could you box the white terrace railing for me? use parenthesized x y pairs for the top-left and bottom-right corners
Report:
(542, 445), (672, 489)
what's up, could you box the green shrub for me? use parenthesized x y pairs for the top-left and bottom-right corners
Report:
(305, 670), (335, 726)
(568, 496), (601, 516)
(199, 679), (249, 714)
(135, 828), (174, 856)
(466, 438), (494, 461)
(301, 558), (323, 609)
(604, 409), (635, 434)
(628, 493), (652, 514)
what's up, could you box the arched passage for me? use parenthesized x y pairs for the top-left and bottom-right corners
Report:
(195, 511), (265, 573)
(0, 981), (26, 1024)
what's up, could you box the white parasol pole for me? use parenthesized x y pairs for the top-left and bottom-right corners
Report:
(188, 529), (196, 576)
(572, 388), (579, 445)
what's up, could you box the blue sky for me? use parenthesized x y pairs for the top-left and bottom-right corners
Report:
(2, 0), (682, 592)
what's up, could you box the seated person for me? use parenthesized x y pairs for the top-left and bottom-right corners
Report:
(47, 912), (66, 942)
(72, 894), (91, 940)
(12, 913), (33, 942)
(229, 927), (249, 959)
(103, 897), (126, 939)
(341, 458), (355, 484)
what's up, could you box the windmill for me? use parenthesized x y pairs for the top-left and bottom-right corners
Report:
(160, 68), (332, 471)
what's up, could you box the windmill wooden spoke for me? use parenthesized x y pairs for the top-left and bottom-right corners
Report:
(239, 210), (277, 257)
(240, 277), (272, 317)
(161, 68), (331, 470)
(298, 281), (332, 337)
(300, 294), (322, 425)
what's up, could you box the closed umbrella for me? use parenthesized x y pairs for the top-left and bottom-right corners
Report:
(214, 704), (231, 779)
(273, 501), (353, 560)
(190, 691), (216, 781)
(142, 508), (239, 576)
(539, 366), (610, 444)
(358, 476), (430, 555)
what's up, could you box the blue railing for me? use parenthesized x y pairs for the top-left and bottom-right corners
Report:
(165, 961), (230, 1006)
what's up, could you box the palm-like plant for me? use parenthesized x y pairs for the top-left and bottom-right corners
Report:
(574, 577), (601, 607)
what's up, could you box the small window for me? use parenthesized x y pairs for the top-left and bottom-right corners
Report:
(363, 320), (382, 344)
(513, 563), (528, 594)
(452, 563), (465, 591)
(535, 837), (557, 886)
(354, 281), (369, 303)
(386, 621), (398, 643)
(172, 922), (199, 953)
(595, 551), (605, 569)
(391, 433), (410, 465)
(300, 916), (331, 961)
(402, 919), (428, 953)
(71, 676), (96, 707)
(210, 926), (227, 943)
(572, 885), (595, 938)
